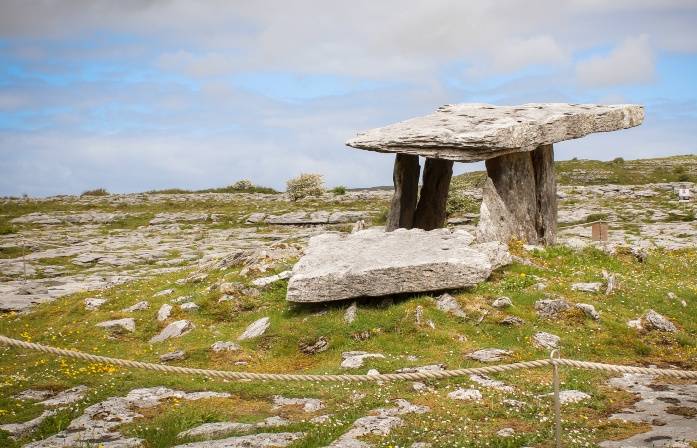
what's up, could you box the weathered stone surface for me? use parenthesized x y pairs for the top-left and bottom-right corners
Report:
(286, 228), (507, 303)
(150, 320), (195, 343)
(299, 336), (329, 355)
(0, 410), (55, 439)
(85, 297), (107, 311)
(645, 310), (677, 332)
(160, 350), (186, 362)
(535, 298), (572, 318)
(413, 158), (454, 231)
(251, 270), (291, 287)
(153, 288), (175, 297)
(576, 303), (601, 320)
(157, 303), (172, 322)
(541, 390), (591, 404)
(341, 351), (385, 369)
(395, 364), (444, 374)
(432, 293), (467, 318)
(470, 374), (515, 392)
(447, 388), (482, 401)
(122, 300), (149, 312)
(466, 348), (512, 362)
(532, 331), (561, 349)
(386, 153), (420, 231)
(273, 395), (324, 413)
(346, 103), (644, 161)
(96, 318), (136, 333)
(211, 341), (241, 352)
(343, 302), (358, 323)
(572, 282), (603, 293)
(500, 315), (525, 326)
(238, 317), (270, 340)
(492, 297), (512, 308)
(180, 302), (200, 312)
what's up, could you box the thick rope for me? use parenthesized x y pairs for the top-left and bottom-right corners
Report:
(1, 335), (696, 382)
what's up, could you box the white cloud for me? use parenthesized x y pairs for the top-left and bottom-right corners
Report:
(575, 35), (657, 88)
(490, 36), (569, 73)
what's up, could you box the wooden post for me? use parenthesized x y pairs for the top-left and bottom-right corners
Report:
(386, 154), (420, 231)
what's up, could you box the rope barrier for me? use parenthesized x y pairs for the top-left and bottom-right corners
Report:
(1, 335), (696, 382)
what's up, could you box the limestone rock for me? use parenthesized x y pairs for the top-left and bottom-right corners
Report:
(471, 241), (512, 270)
(492, 297), (512, 308)
(157, 303), (172, 321)
(346, 103), (644, 162)
(237, 317), (270, 340)
(532, 331), (561, 349)
(178, 422), (255, 439)
(299, 336), (329, 355)
(572, 282), (602, 293)
(39, 386), (88, 407)
(153, 288), (175, 297)
(180, 302), (200, 312)
(447, 388), (482, 401)
(287, 228), (506, 303)
(122, 300), (149, 312)
(535, 298), (571, 318)
(432, 293), (467, 318)
(96, 318), (136, 333)
(0, 410), (55, 439)
(211, 341), (241, 353)
(496, 428), (515, 438)
(500, 316), (525, 326)
(84, 297), (107, 311)
(470, 374), (515, 393)
(150, 320), (195, 343)
(340, 351), (385, 369)
(251, 270), (291, 288)
(576, 303), (600, 320)
(273, 395), (324, 413)
(395, 364), (445, 374)
(645, 310), (677, 332)
(160, 350), (186, 362)
(343, 302), (357, 323)
(466, 348), (512, 362)
(219, 282), (245, 295)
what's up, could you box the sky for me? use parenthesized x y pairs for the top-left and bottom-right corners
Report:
(1, 0), (697, 197)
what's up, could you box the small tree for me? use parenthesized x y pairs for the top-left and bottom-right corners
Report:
(230, 180), (254, 190)
(286, 173), (326, 201)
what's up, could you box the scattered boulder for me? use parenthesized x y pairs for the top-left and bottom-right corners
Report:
(432, 293), (467, 318)
(96, 318), (136, 333)
(157, 304), (173, 322)
(491, 297), (512, 308)
(299, 337), (329, 355)
(496, 427), (515, 438)
(535, 298), (572, 318)
(39, 386), (89, 407)
(153, 289), (175, 297)
(645, 310), (677, 332)
(470, 374), (514, 392)
(340, 351), (385, 369)
(572, 282), (602, 293)
(414, 305), (424, 325)
(602, 270), (619, 295)
(0, 410), (55, 439)
(466, 348), (512, 362)
(122, 301), (149, 312)
(576, 303), (600, 320)
(180, 302), (200, 312)
(287, 228), (509, 303)
(343, 302), (357, 323)
(627, 319), (643, 329)
(447, 388), (482, 401)
(532, 331), (561, 349)
(211, 341), (241, 353)
(251, 270), (291, 288)
(500, 316), (525, 326)
(396, 364), (445, 374)
(150, 320), (195, 343)
(160, 350), (186, 362)
(237, 317), (270, 340)
(84, 298), (107, 311)
(219, 282), (245, 295)
(273, 395), (324, 413)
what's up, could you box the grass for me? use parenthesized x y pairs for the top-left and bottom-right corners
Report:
(1, 155), (697, 446)
(80, 188), (110, 197)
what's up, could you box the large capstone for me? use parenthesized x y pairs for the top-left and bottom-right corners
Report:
(286, 228), (509, 303)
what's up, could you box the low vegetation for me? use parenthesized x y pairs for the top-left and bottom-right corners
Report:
(286, 173), (326, 201)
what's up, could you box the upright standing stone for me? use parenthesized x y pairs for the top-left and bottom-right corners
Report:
(386, 154), (420, 231)
(413, 158), (454, 231)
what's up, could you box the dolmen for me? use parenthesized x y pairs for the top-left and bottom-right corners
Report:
(346, 103), (644, 245)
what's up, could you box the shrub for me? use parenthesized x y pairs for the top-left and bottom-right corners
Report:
(230, 180), (254, 190)
(0, 224), (17, 235)
(332, 186), (346, 196)
(446, 176), (478, 216)
(81, 188), (109, 197)
(286, 173), (325, 201)
(612, 157), (625, 164)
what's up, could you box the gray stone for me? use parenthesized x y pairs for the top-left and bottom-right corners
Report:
(150, 320), (195, 343)
(470, 373), (515, 392)
(160, 350), (186, 362)
(395, 364), (445, 374)
(343, 301), (358, 323)
(496, 427), (515, 438)
(122, 300), (149, 312)
(84, 297), (107, 311)
(645, 310), (677, 332)
(346, 103), (644, 162)
(466, 348), (512, 362)
(251, 270), (291, 287)
(299, 336), (329, 355)
(432, 293), (467, 318)
(286, 228), (507, 303)
(157, 303), (173, 321)
(386, 153), (420, 231)
(178, 422), (255, 439)
(219, 282), (245, 295)
(492, 297), (512, 308)
(180, 302), (200, 312)
(447, 388), (482, 401)
(246, 213), (267, 224)
(576, 303), (601, 320)
(340, 351), (385, 369)
(572, 282), (603, 293)
(500, 316), (525, 326)
(0, 410), (55, 439)
(471, 241), (513, 270)
(535, 298), (572, 318)
(532, 331), (561, 349)
(39, 386), (89, 407)
(211, 341), (241, 352)
(96, 318), (136, 333)
(413, 158), (454, 231)
(17, 283), (49, 295)
(238, 317), (270, 340)
(153, 288), (175, 297)
(273, 395), (324, 412)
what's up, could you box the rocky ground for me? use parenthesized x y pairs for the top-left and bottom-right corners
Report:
(0, 182), (695, 447)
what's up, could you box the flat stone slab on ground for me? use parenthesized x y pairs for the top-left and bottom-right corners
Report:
(238, 317), (270, 340)
(150, 320), (195, 343)
(286, 228), (508, 303)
